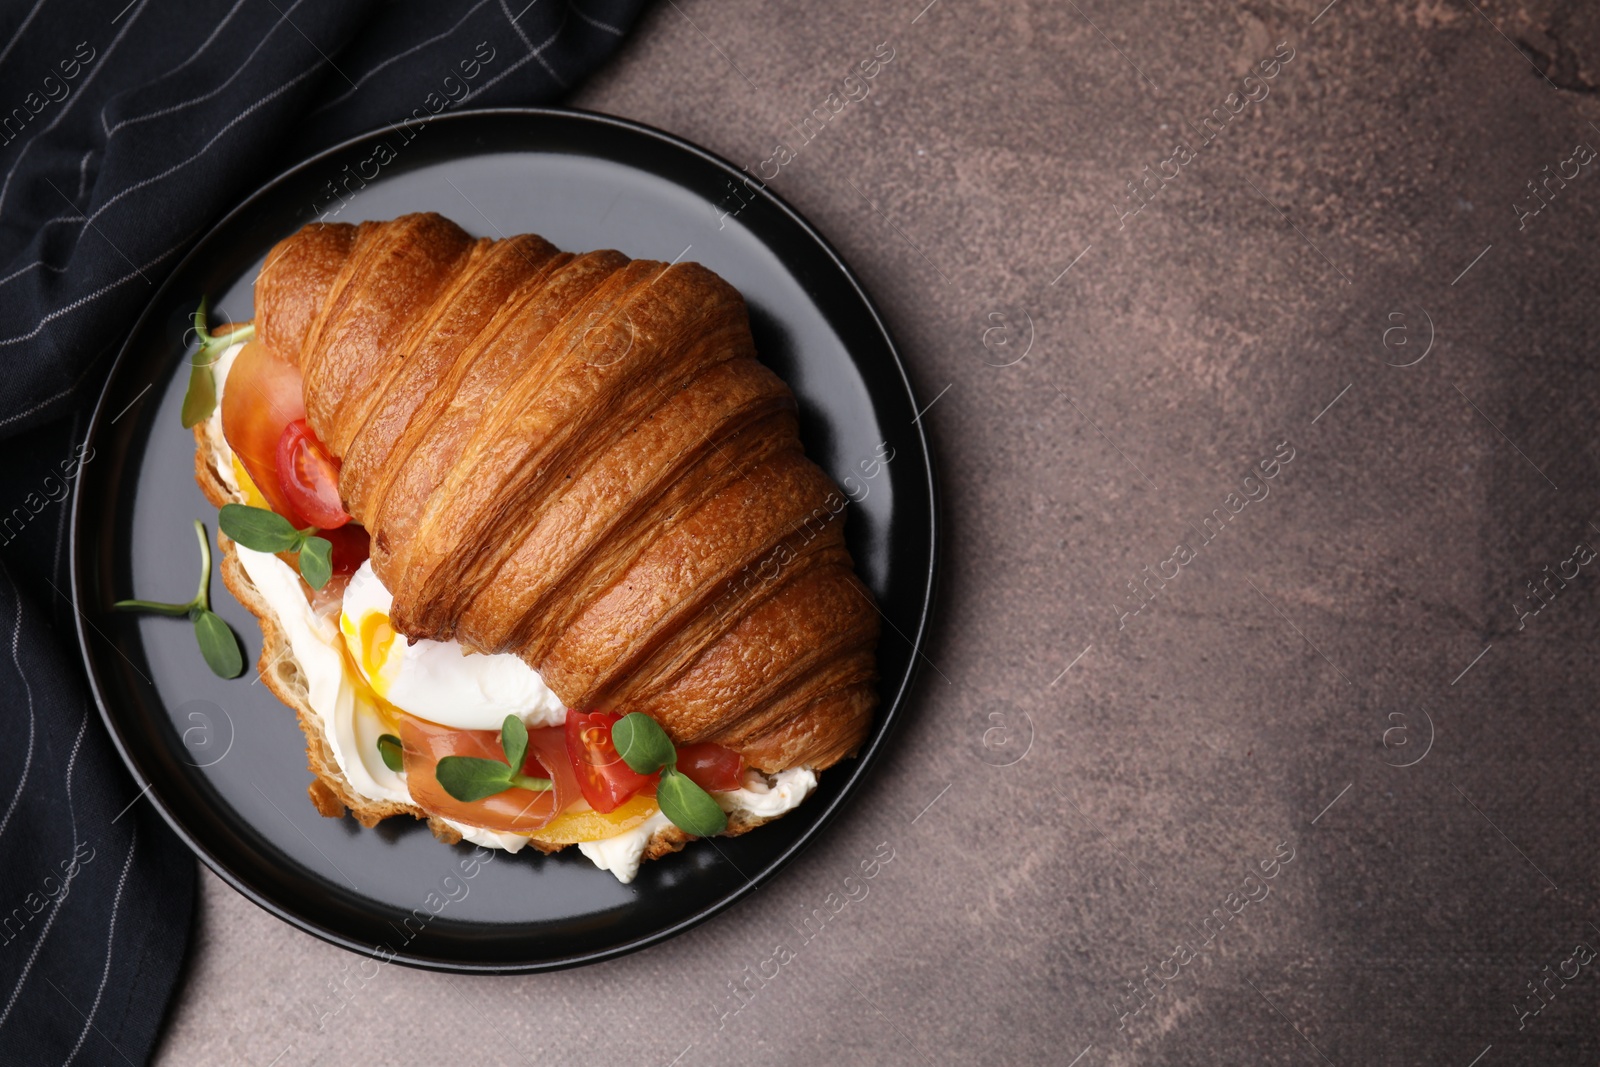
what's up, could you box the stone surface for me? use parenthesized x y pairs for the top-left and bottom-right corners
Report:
(154, 0), (1600, 1063)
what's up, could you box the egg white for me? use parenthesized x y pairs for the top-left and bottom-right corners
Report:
(340, 560), (566, 732)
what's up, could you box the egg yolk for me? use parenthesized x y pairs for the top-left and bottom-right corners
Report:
(339, 609), (403, 700)
(231, 457), (271, 511)
(329, 607), (403, 735)
(537, 794), (659, 844)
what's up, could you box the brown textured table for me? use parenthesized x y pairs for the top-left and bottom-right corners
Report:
(154, 1), (1600, 1063)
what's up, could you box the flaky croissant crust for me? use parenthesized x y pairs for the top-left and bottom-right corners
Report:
(253, 213), (878, 772)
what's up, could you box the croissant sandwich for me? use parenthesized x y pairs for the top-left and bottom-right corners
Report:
(187, 212), (879, 882)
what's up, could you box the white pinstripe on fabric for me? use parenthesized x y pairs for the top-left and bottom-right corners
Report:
(460, 47), (533, 103)
(527, 9), (571, 87)
(465, 1), (565, 103)
(0, 346), (111, 432)
(0, 0), (150, 219)
(60, 823), (137, 1067)
(0, 253), (70, 289)
(0, 711), (87, 1035)
(501, 0), (536, 51)
(498, 0), (568, 88)
(98, 0), (253, 135)
(0, 216), (81, 293)
(309, 0), (492, 117)
(0, 0), (52, 74)
(100, 0), (307, 139)
(569, 1), (623, 36)
(73, 62), (321, 233)
(0, 590), (37, 844)
(0, 232), (186, 349)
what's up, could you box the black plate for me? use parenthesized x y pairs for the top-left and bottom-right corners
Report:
(70, 108), (937, 972)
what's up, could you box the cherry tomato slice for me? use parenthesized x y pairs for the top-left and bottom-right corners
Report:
(399, 715), (578, 833)
(676, 742), (745, 793)
(565, 711), (657, 814)
(276, 419), (350, 529)
(220, 341), (308, 525)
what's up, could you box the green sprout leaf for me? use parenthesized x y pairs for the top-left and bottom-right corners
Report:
(376, 734), (404, 773)
(434, 756), (514, 801)
(612, 711), (675, 775)
(192, 608), (243, 678)
(180, 297), (255, 429)
(611, 711), (728, 835)
(192, 519), (213, 606)
(434, 722), (551, 802)
(218, 504), (335, 590)
(298, 536), (333, 590)
(180, 359), (217, 429)
(115, 520), (242, 679)
(496, 715), (549, 790)
(113, 597), (192, 617)
(218, 503), (301, 553)
(657, 767), (727, 837)
(501, 714), (528, 776)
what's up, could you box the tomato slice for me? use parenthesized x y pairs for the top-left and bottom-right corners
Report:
(565, 711), (658, 813)
(277, 419), (351, 529)
(220, 341), (308, 525)
(398, 715), (579, 833)
(319, 522), (370, 576)
(676, 742), (745, 793)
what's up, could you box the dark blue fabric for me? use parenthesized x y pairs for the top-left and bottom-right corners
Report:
(0, 1), (647, 1061)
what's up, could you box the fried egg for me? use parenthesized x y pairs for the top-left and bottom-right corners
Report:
(338, 561), (567, 732)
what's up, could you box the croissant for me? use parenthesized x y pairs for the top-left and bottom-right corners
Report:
(250, 212), (879, 774)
